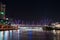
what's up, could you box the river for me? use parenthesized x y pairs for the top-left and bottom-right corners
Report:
(0, 28), (58, 40)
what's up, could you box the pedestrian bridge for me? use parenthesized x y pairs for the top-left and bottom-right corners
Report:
(11, 24), (48, 27)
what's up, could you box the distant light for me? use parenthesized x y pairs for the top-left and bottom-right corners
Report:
(53, 30), (56, 35)
(55, 24), (60, 27)
(6, 18), (8, 20)
(0, 20), (4, 23)
(0, 12), (5, 15)
(1, 12), (4, 14)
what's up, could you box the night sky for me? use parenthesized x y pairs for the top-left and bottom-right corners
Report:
(1, 0), (60, 21)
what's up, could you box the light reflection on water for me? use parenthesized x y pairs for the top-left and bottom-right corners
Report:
(0, 29), (55, 40)
(0, 31), (3, 40)
(4, 31), (9, 40)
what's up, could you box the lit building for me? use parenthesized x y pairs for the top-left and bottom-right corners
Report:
(51, 22), (60, 40)
(51, 22), (60, 28)
(0, 2), (6, 19)
(0, 2), (7, 24)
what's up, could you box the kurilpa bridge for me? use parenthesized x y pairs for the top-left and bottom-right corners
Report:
(11, 24), (60, 31)
(0, 23), (60, 31)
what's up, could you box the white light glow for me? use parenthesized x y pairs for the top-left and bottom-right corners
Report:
(19, 27), (43, 31)
(53, 30), (56, 35)
(55, 24), (60, 27)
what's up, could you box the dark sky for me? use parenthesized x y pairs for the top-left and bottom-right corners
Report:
(1, 0), (60, 21)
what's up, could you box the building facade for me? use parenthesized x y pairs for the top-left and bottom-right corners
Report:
(0, 3), (6, 19)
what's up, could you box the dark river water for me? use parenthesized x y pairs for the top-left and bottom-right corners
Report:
(0, 28), (57, 40)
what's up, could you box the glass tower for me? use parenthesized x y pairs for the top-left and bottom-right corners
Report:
(0, 3), (6, 24)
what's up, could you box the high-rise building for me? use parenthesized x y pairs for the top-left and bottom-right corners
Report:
(0, 2), (6, 24)
(0, 2), (6, 19)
